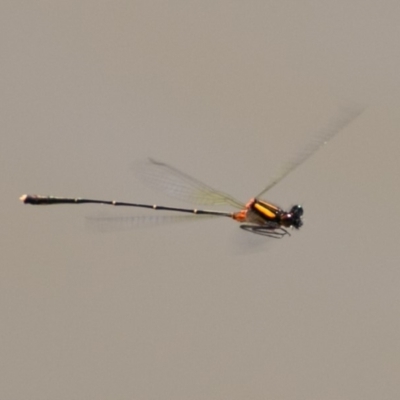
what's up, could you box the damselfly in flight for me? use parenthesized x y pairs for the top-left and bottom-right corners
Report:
(20, 108), (363, 238)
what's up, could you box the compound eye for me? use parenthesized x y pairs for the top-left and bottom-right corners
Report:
(295, 219), (303, 229)
(291, 205), (303, 217)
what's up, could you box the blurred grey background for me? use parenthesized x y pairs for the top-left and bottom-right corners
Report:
(2, 2), (400, 399)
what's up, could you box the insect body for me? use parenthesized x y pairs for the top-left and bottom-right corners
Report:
(232, 199), (303, 238)
(20, 108), (363, 238)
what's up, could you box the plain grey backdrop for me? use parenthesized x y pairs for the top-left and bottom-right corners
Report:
(2, 2), (400, 399)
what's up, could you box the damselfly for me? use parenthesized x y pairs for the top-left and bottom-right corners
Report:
(20, 108), (363, 238)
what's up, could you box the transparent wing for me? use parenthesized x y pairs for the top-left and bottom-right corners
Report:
(86, 214), (215, 232)
(135, 158), (245, 209)
(256, 106), (365, 198)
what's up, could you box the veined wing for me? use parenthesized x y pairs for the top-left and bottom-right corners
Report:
(135, 158), (245, 209)
(256, 106), (365, 198)
(86, 214), (215, 232)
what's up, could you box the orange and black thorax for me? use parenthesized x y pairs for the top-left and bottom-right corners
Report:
(245, 199), (304, 229)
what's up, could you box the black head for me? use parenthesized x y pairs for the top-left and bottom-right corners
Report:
(281, 204), (303, 229)
(289, 205), (303, 229)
